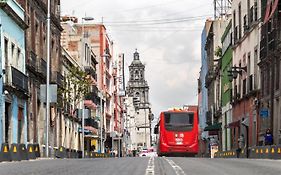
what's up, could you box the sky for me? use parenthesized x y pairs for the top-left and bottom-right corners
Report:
(61, 0), (214, 121)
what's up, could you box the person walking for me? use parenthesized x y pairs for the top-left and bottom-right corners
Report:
(236, 134), (245, 158)
(264, 128), (273, 145)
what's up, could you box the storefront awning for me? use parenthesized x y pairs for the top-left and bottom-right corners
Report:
(227, 120), (240, 128)
(204, 123), (222, 131)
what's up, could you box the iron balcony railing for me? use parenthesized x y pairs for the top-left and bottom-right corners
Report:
(84, 66), (97, 80)
(85, 118), (99, 129)
(5, 66), (28, 93)
(85, 91), (99, 104)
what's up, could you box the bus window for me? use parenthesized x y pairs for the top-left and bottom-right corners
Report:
(164, 112), (194, 131)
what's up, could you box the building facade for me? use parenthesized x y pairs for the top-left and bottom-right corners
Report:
(1, 0), (28, 146)
(259, 0), (281, 144)
(221, 21), (233, 151)
(15, 0), (63, 153)
(61, 17), (100, 153)
(198, 20), (212, 156)
(204, 19), (228, 151)
(230, 0), (261, 148)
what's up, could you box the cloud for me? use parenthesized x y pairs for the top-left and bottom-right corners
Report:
(61, 0), (213, 120)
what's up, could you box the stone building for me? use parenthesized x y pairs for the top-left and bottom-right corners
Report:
(229, 0), (261, 148)
(259, 0), (281, 144)
(126, 50), (151, 150)
(16, 0), (63, 150)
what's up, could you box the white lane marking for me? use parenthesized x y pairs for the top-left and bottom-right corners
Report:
(163, 157), (186, 175)
(145, 157), (155, 175)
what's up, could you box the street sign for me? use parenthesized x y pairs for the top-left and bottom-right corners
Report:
(40, 84), (57, 103)
(260, 108), (269, 118)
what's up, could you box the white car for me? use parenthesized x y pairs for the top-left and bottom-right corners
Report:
(139, 149), (157, 157)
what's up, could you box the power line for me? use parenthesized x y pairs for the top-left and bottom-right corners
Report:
(103, 15), (211, 26)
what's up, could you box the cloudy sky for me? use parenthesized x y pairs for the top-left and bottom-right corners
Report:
(61, 0), (213, 121)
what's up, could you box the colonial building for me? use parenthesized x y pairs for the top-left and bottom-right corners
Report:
(126, 50), (151, 150)
(61, 17), (100, 153)
(204, 19), (228, 151)
(0, 0), (28, 146)
(229, 0), (261, 149)
(259, 0), (281, 144)
(16, 0), (63, 152)
(60, 16), (125, 154)
(198, 20), (212, 156)
(221, 21), (233, 151)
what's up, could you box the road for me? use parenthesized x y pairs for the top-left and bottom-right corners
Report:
(0, 157), (281, 175)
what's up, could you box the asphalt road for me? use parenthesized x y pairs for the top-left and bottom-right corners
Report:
(0, 157), (281, 175)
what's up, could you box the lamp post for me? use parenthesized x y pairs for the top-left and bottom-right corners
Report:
(81, 16), (94, 158)
(227, 66), (247, 82)
(45, 0), (51, 158)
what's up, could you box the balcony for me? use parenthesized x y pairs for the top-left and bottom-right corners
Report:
(37, 58), (47, 77)
(85, 118), (99, 129)
(5, 66), (28, 93)
(260, 37), (267, 60)
(205, 70), (215, 88)
(85, 91), (99, 105)
(51, 71), (64, 87)
(268, 29), (277, 51)
(84, 66), (97, 81)
(27, 51), (37, 71)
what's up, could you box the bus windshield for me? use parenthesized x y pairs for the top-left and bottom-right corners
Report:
(164, 112), (194, 131)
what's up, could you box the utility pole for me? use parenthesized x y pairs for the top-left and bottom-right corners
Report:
(45, 0), (51, 158)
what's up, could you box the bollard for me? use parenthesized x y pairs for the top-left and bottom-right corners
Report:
(34, 144), (40, 158)
(1, 143), (11, 162)
(19, 144), (28, 160)
(77, 150), (82, 158)
(27, 144), (36, 159)
(10, 144), (21, 161)
(57, 146), (66, 158)
(275, 146), (281, 159)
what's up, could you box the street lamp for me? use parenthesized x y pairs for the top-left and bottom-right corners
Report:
(227, 66), (247, 82)
(81, 16), (94, 158)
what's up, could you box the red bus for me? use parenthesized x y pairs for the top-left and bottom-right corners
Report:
(154, 106), (199, 156)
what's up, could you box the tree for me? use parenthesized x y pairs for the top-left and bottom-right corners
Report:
(59, 66), (92, 113)
(214, 46), (222, 58)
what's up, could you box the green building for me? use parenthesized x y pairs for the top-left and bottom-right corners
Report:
(221, 21), (233, 151)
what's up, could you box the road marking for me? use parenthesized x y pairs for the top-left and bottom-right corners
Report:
(163, 157), (186, 175)
(145, 157), (155, 175)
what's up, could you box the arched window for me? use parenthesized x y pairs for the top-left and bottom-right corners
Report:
(135, 70), (139, 80)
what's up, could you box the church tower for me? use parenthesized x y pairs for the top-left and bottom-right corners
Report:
(126, 49), (151, 149)
(127, 49), (149, 108)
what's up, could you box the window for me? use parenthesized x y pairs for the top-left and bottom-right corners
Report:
(164, 112), (194, 131)
(11, 43), (15, 59)
(238, 3), (242, 39)
(17, 48), (21, 68)
(254, 47), (258, 89)
(4, 38), (8, 64)
(276, 58), (280, 90)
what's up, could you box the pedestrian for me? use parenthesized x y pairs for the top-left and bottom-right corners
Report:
(236, 134), (245, 158)
(264, 128), (273, 145)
